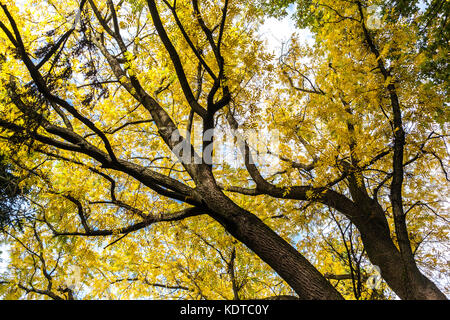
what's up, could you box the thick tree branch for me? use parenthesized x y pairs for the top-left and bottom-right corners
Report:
(49, 207), (207, 237)
(147, 0), (207, 119)
(357, 1), (412, 262)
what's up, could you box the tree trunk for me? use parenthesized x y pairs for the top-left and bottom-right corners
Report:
(195, 169), (343, 300)
(352, 200), (447, 300)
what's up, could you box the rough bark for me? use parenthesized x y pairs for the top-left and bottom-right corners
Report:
(351, 198), (447, 300)
(195, 167), (344, 300)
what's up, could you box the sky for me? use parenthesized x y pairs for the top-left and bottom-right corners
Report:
(258, 4), (314, 54)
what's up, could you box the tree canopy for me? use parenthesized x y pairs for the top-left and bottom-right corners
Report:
(0, 0), (448, 300)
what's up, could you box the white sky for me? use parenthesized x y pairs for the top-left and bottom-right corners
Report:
(258, 9), (314, 55)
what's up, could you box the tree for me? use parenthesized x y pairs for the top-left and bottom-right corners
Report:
(0, 0), (447, 300)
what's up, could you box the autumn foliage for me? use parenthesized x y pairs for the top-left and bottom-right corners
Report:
(0, 0), (448, 300)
